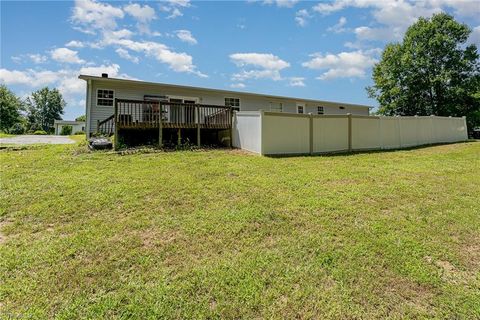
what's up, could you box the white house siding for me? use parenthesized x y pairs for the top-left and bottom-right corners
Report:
(87, 79), (370, 135)
(56, 124), (85, 135)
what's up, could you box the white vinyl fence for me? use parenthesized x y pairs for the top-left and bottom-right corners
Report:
(233, 111), (468, 155)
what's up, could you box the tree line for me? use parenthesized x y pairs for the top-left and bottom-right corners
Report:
(1, 86), (79, 134)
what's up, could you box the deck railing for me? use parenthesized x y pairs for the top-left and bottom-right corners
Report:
(97, 115), (114, 136)
(114, 99), (232, 129)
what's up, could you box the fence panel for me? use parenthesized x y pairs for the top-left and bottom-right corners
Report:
(232, 111), (467, 155)
(232, 112), (262, 154)
(351, 116), (381, 150)
(262, 112), (310, 155)
(312, 116), (349, 153)
(417, 117), (434, 145)
(379, 117), (401, 149)
(399, 117), (419, 147)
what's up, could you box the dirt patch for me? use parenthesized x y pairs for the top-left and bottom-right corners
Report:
(425, 255), (476, 284)
(138, 228), (180, 249)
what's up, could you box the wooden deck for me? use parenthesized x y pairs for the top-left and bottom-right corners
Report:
(97, 98), (233, 148)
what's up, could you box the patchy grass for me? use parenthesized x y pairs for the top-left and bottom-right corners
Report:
(1, 142), (479, 319)
(0, 133), (16, 138)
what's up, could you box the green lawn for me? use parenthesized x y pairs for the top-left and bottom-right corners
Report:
(0, 133), (15, 138)
(1, 141), (479, 319)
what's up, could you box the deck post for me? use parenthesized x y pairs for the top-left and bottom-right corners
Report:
(158, 102), (163, 148)
(228, 108), (233, 148)
(177, 128), (182, 146)
(114, 98), (119, 150)
(196, 106), (201, 147)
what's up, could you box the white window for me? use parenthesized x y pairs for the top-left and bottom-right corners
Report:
(317, 106), (324, 115)
(225, 97), (240, 111)
(97, 89), (114, 106)
(270, 102), (283, 112)
(297, 104), (304, 114)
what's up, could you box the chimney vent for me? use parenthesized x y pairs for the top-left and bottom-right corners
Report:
(101, 73), (108, 78)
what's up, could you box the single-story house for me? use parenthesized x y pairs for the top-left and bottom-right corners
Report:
(79, 74), (371, 143)
(54, 120), (86, 135)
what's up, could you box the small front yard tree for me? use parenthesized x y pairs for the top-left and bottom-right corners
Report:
(60, 125), (73, 135)
(368, 13), (480, 132)
(26, 87), (65, 133)
(0, 85), (24, 132)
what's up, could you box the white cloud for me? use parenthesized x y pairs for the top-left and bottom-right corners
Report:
(263, 0), (299, 8)
(29, 54), (48, 64)
(295, 9), (311, 27)
(67, 0), (204, 77)
(289, 77), (305, 87)
(124, 3), (157, 34)
(65, 40), (85, 48)
(230, 53), (290, 81)
(311, 0), (480, 45)
(175, 30), (197, 45)
(11, 54), (48, 64)
(354, 26), (398, 41)
(124, 3), (155, 22)
(51, 48), (86, 64)
(469, 26), (480, 45)
(110, 39), (206, 77)
(167, 0), (191, 7)
(71, 0), (124, 34)
(0, 64), (130, 113)
(232, 69), (284, 81)
(328, 16), (348, 33)
(230, 83), (246, 89)
(230, 53), (290, 71)
(302, 50), (379, 80)
(115, 48), (139, 63)
(160, 0), (191, 19)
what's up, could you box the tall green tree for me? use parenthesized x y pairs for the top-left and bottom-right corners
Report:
(75, 114), (86, 122)
(368, 13), (480, 131)
(0, 85), (24, 132)
(26, 87), (65, 132)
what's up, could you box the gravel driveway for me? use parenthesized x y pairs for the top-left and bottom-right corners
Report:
(0, 135), (75, 145)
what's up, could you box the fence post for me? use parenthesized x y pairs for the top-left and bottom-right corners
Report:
(397, 116), (402, 148)
(196, 105), (201, 147)
(309, 113), (313, 155)
(114, 98), (119, 150)
(158, 102), (163, 148)
(347, 113), (352, 152)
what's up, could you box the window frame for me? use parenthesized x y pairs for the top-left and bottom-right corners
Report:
(225, 97), (240, 111)
(96, 88), (115, 107)
(317, 106), (324, 115)
(270, 102), (283, 113)
(297, 103), (305, 114)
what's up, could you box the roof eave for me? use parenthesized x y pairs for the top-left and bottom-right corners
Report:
(78, 74), (375, 109)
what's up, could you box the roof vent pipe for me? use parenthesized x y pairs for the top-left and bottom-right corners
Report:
(101, 73), (108, 78)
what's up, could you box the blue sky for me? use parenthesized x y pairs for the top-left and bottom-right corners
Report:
(1, 0), (479, 120)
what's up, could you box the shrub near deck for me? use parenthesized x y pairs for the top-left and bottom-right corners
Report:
(0, 142), (479, 319)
